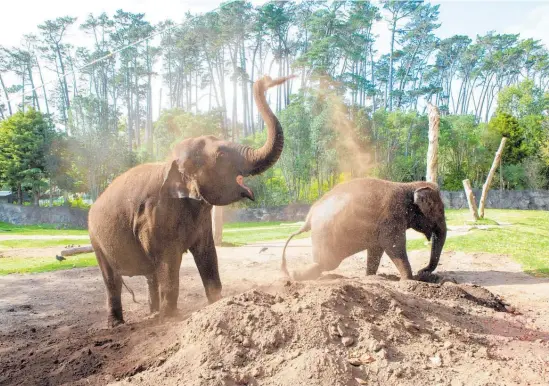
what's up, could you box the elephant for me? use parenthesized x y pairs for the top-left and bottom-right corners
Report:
(88, 75), (293, 328)
(281, 178), (447, 282)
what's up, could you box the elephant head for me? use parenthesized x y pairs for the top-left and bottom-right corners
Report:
(161, 75), (294, 206)
(412, 184), (447, 275)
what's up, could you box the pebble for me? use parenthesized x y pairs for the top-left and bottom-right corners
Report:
(376, 348), (389, 359)
(429, 354), (442, 367)
(342, 337), (354, 347)
(242, 337), (252, 347)
(443, 341), (453, 349)
(337, 323), (346, 337)
(355, 377), (368, 385)
(370, 340), (385, 352)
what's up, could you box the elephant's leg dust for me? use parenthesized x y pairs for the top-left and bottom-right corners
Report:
(95, 249), (124, 328)
(380, 234), (413, 280)
(156, 257), (182, 319)
(147, 273), (160, 314)
(190, 241), (223, 304)
(366, 246), (384, 276)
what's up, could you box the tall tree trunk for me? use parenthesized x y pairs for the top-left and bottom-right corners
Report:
(27, 63), (40, 111)
(387, 19), (397, 111)
(0, 73), (12, 115)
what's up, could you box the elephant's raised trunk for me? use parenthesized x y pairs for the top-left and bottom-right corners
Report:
(239, 75), (294, 176)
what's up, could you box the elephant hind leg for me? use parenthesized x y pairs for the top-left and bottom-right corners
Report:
(147, 273), (159, 314)
(292, 249), (342, 281)
(366, 246), (384, 276)
(94, 246), (124, 327)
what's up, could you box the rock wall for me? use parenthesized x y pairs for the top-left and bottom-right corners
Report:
(440, 190), (549, 211)
(0, 190), (547, 228)
(0, 203), (88, 228)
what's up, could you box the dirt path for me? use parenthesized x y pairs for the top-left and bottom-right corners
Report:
(0, 242), (548, 385)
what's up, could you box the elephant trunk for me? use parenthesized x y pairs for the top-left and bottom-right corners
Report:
(239, 75), (294, 176)
(423, 222), (447, 273)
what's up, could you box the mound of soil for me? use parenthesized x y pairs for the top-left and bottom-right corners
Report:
(112, 276), (549, 386)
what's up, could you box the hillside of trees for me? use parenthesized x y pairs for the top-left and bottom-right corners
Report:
(0, 1), (548, 208)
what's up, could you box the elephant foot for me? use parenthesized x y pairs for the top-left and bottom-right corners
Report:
(207, 291), (223, 304)
(159, 307), (182, 324)
(108, 316), (125, 329)
(145, 311), (160, 320)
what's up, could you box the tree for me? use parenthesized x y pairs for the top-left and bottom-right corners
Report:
(38, 16), (77, 126)
(0, 108), (56, 204)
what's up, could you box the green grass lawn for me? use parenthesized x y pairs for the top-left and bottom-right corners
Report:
(1, 210), (547, 276)
(0, 238), (90, 249)
(407, 209), (549, 277)
(0, 253), (97, 275)
(0, 222), (88, 236)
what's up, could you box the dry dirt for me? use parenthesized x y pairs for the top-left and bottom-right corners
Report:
(1, 239), (548, 386)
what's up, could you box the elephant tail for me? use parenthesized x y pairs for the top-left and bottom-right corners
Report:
(122, 278), (140, 304)
(281, 214), (312, 279)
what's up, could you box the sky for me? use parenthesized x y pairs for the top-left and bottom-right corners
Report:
(1, 0), (548, 119)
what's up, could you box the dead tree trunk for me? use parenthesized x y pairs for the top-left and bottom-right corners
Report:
(211, 206), (223, 246)
(462, 179), (479, 221)
(60, 245), (94, 257)
(478, 137), (507, 218)
(426, 101), (440, 184)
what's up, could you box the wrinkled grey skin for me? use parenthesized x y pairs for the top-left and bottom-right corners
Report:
(88, 75), (293, 328)
(281, 178), (447, 281)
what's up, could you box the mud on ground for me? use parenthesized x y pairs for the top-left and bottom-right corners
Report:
(0, 244), (548, 386)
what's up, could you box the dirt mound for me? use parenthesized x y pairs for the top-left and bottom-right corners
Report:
(111, 277), (549, 386)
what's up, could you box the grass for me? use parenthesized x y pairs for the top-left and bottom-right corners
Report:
(0, 253), (97, 275)
(0, 238), (90, 249)
(222, 221), (307, 246)
(407, 209), (549, 277)
(1, 210), (547, 276)
(0, 222), (88, 236)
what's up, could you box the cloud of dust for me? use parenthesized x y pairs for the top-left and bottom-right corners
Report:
(314, 75), (377, 178)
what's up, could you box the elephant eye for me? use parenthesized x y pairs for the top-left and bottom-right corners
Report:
(216, 150), (226, 159)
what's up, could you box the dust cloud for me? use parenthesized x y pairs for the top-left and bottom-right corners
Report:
(314, 74), (376, 178)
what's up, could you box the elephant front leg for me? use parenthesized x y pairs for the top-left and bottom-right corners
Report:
(366, 246), (384, 276)
(146, 273), (160, 314)
(380, 233), (413, 280)
(190, 230), (222, 304)
(156, 256), (182, 319)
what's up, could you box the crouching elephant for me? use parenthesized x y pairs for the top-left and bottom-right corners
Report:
(281, 178), (447, 281)
(88, 75), (293, 328)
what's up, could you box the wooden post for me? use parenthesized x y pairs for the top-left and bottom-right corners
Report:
(462, 179), (479, 221)
(478, 137), (507, 218)
(212, 205), (223, 246)
(426, 101), (440, 184)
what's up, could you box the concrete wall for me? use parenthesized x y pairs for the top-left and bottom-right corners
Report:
(1, 190), (548, 228)
(440, 190), (549, 211)
(0, 203), (88, 228)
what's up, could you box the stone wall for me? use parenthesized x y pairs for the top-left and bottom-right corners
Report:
(440, 190), (549, 211)
(0, 203), (88, 228)
(0, 190), (547, 228)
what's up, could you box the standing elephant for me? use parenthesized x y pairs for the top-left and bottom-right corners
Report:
(281, 178), (447, 281)
(88, 75), (293, 328)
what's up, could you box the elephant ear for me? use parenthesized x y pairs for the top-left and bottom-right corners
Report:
(160, 160), (199, 199)
(413, 186), (442, 218)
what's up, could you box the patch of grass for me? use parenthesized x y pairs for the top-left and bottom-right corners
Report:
(0, 222), (88, 236)
(0, 238), (90, 249)
(223, 221), (302, 230)
(409, 209), (549, 277)
(0, 253), (98, 275)
(223, 222), (307, 246)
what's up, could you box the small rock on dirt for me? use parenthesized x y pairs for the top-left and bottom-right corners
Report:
(342, 336), (355, 347)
